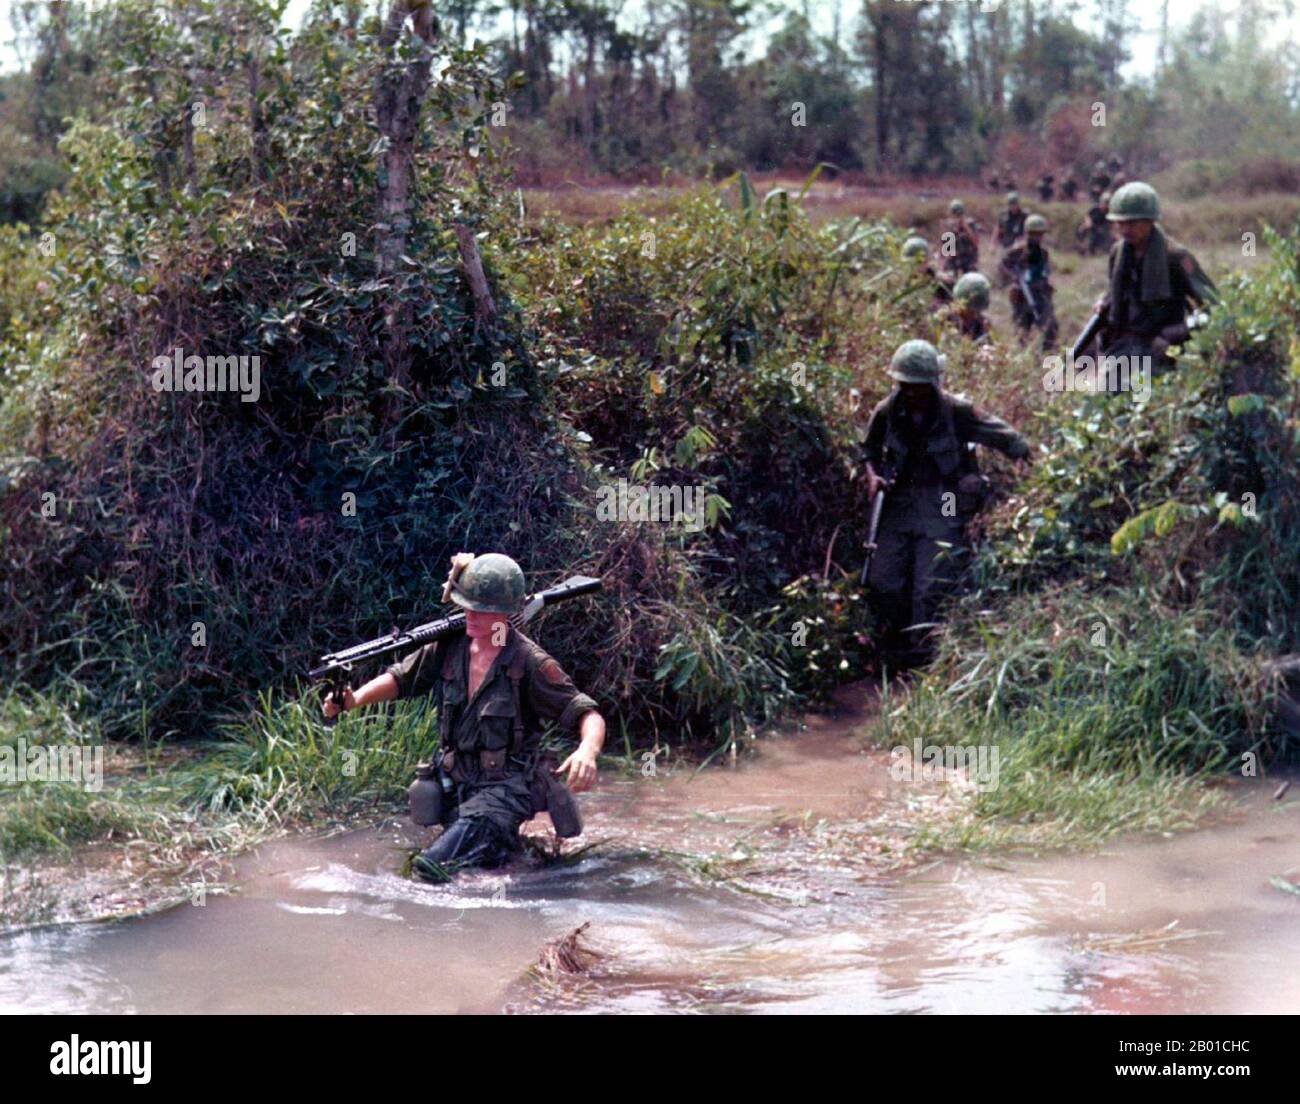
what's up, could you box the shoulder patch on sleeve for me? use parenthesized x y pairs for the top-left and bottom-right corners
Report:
(538, 657), (570, 686)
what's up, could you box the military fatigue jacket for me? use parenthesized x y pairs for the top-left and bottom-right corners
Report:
(1104, 227), (1216, 348)
(862, 389), (1029, 536)
(997, 209), (1026, 247)
(387, 627), (597, 766)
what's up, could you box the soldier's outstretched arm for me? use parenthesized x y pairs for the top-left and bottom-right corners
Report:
(526, 651), (604, 792)
(957, 403), (1032, 462)
(1181, 251), (1219, 306)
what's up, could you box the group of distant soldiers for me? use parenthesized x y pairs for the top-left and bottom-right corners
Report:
(903, 153), (1153, 353)
(989, 154), (1128, 257)
(907, 191), (1058, 350)
(870, 178), (1217, 670)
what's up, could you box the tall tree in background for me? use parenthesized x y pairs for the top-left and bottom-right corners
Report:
(375, 0), (440, 402)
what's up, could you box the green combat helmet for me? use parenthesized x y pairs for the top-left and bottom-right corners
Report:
(1025, 214), (1049, 233)
(448, 553), (525, 613)
(1107, 181), (1160, 222)
(953, 272), (991, 310)
(888, 339), (944, 384)
(949, 199), (965, 215)
(1006, 191), (1020, 206)
(901, 236), (930, 261)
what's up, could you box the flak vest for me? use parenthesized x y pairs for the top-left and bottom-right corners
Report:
(437, 643), (532, 759)
(879, 394), (979, 490)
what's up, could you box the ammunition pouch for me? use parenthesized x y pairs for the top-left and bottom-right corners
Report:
(956, 472), (991, 518)
(479, 747), (508, 779)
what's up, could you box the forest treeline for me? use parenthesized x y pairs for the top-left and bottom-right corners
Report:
(4, 0), (1300, 222)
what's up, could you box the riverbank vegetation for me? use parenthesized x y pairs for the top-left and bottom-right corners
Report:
(2, 2), (1299, 921)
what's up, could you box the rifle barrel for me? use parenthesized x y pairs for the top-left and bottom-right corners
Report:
(308, 575), (602, 682)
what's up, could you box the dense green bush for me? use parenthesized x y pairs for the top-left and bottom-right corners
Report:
(0, 7), (935, 753)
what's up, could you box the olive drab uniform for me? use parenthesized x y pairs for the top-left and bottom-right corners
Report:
(913, 262), (954, 305)
(1100, 226), (1217, 372)
(997, 206), (1026, 250)
(862, 390), (1030, 667)
(942, 216), (980, 276)
(1000, 236), (1059, 347)
(949, 272), (993, 343)
(389, 626), (598, 870)
(954, 309), (992, 343)
(1084, 200), (1111, 255)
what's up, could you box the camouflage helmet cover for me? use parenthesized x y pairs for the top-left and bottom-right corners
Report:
(1006, 191), (1020, 206)
(1025, 214), (1049, 233)
(953, 272), (991, 309)
(901, 236), (930, 260)
(888, 339), (944, 384)
(949, 199), (965, 215)
(449, 552), (526, 613)
(1107, 181), (1160, 222)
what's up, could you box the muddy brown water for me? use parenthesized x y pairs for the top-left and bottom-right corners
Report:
(3, 692), (1298, 1014)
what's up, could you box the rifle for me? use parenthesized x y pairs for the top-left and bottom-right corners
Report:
(310, 574), (603, 722)
(859, 488), (887, 587)
(1070, 307), (1107, 362)
(1020, 269), (1041, 324)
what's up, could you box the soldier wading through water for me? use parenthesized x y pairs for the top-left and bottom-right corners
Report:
(861, 341), (1032, 670)
(324, 553), (606, 882)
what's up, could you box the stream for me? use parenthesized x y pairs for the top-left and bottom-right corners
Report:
(3, 690), (1298, 1014)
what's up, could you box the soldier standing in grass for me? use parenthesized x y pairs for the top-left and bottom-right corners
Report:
(860, 341), (1032, 669)
(942, 200), (981, 277)
(1081, 191), (1113, 256)
(901, 235), (955, 305)
(1090, 158), (1112, 195)
(997, 192), (1026, 250)
(1108, 154), (1127, 191)
(323, 553), (606, 882)
(1092, 182), (1217, 373)
(949, 272), (994, 344)
(1001, 214), (1060, 348)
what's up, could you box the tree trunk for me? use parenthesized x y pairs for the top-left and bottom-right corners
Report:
(374, 0), (439, 410)
(248, 52), (267, 185)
